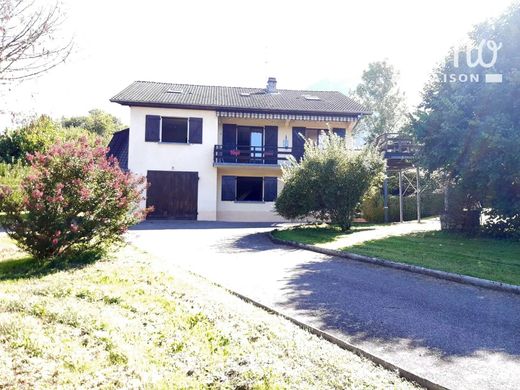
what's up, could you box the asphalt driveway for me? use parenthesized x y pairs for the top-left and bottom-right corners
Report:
(129, 221), (520, 390)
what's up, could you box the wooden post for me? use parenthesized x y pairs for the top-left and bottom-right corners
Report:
(383, 176), (389, 223)
(398, 170), (404, 223)
(416, 166), (421, 223)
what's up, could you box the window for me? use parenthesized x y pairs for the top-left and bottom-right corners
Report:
(145, 115), (203, 144)
(305, 129), (327, 145)
(162, 117), (188, 143)
(221, 176), (278, 202)
(237, 177), (263, 201)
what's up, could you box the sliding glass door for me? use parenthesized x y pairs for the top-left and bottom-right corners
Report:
(237, 126), (263, 163)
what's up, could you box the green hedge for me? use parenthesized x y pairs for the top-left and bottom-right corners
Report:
(361, 192), (444, 223)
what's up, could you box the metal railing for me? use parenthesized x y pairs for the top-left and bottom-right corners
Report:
(214, 145), (294, 165)
(374, 133), (417, 159)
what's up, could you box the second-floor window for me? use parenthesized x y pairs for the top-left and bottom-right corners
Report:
(145, 115), (203, 144)
(162, 117), (188, 143)
(304, 128), (326, 145)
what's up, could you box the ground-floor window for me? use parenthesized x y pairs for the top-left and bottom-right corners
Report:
(221, 176), (278, 202)
(237, 177), (263, 201)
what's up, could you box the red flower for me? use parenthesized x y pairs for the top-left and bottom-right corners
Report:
(31, 189), (43, 199)
(79, 187), (91, 200)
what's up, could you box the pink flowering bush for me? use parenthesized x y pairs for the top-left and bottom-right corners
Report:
(0, 137), (148, 259)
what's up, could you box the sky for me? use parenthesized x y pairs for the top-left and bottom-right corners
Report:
(0, 0), (516, 129)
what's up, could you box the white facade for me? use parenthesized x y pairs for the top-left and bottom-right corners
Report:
(127, 105), (358, 222)
(128, 106), (219, 221)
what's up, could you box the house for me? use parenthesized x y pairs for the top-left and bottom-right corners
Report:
(109, 77), (369, 222)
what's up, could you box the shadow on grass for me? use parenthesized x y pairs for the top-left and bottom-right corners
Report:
(0, 250), (103, 282)
(274, 224), (376, 245)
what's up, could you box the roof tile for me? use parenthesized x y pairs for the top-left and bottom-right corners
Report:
(110, 81), (370, 116)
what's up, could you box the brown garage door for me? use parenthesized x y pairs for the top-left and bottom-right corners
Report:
(146, 171), (198, 219)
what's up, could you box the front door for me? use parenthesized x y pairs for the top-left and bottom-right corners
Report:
(146, 171), (198, 219)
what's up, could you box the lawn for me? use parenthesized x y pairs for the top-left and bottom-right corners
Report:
(347, 231), (520, 286)
(273, 225), (520, 286)
(0, 235), (418, 389)
(273, 223), (378, 245)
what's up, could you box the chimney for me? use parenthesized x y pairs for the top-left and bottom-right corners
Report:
(266, 77), (277, 93)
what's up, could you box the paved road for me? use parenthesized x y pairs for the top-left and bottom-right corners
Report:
(129, 221), (520, 390)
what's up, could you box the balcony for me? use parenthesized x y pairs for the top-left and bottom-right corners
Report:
(374, 133), (418, 170)
(213, 145), (295, 167)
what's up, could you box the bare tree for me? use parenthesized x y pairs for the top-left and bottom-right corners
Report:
(0, 0), (73, 82)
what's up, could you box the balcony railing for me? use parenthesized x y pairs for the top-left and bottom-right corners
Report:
(374, 133), (417, 158)
(214, 145), (294, 165)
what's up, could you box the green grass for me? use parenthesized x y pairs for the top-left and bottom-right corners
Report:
(0, 235), (417, 389)
(273, 223), (377, 245)
(346, 231), (520, 286)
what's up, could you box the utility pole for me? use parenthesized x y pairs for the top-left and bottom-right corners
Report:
(383, 176), (389, 223)
(416, 166), (421, 223)
(398, 170), (404, 223)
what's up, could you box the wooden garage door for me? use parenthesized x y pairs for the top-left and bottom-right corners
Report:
(146, 171), (198, 219)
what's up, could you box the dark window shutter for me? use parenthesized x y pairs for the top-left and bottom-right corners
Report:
(189, 117), (203, 144)
(223, 124), (237, 146)
(145, 115), (161, 142)
(333, 128), (346, 138)
(292, 127), (306, 161)
(264, 126), (278, 164)
(222, 124), (237, 163)
(263, 177), (278, 202)
(221, 176), (236, 201)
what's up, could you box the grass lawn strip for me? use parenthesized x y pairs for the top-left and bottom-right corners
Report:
(273, 226), (520, 286)
(273, 220), (439, 249)
(0, 236), (418, 389)
(272, 223), (379, 245)
(346, 231), (520, 286)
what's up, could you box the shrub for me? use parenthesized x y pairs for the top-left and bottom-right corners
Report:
(0, 137), (148, 259)
(275, 133), (384, 231)
(482, 210), (520, 240)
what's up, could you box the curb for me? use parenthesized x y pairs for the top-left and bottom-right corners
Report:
(188, 270), (447, 390)
(268, 231), (520, 296)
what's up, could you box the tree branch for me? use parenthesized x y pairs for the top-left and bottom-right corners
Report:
(0, 0), (73, 82)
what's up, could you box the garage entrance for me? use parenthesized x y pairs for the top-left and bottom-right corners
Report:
(146, 171), (198, 219)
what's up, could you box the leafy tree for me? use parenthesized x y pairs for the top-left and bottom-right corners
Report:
(0, 0), (73, 81)
(275, 133), (384, 231)
(353, 61), (408, 144)
(0, 137), (148, 259)
(409, 4), (520, 236)
(0, 115), (107, 165)
(0, 115), (59, 164)
(62, 109), (124, 137)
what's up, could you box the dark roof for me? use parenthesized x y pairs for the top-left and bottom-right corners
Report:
(107, 128), (129, 170)
(110, 81), (370, 116)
